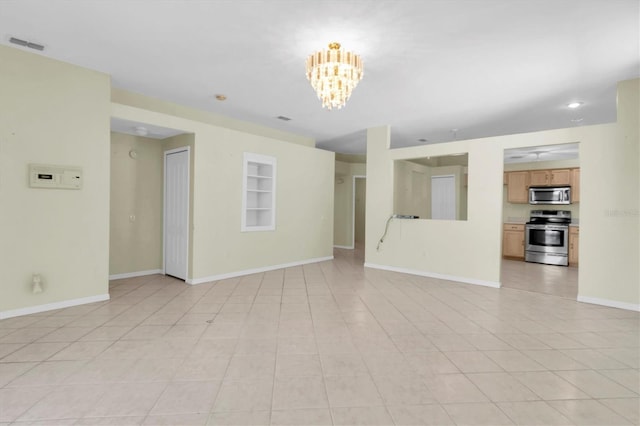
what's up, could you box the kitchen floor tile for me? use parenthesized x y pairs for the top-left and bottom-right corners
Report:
(444, 351), (503, 373)
(17, 384), (105, 421)
(497, 401), (572, 425)
(387, 404), (455, 425)
(84, 382), (167, 417)
(6, 360), (85, 387)
(331, 406), (394, 426)
(270, 408), (332, 425)
(142, 413), (209, 425)
(149, 381), (220, 415)
(211, 379), (273, 412)
(547, 399), (632, 425)
(599, 368), (640, 392)
(598, 398), (640, 424)
(372, 374), (435, 405)
(511, 371), (589, 400)
(206, 410), (270, 425)
(272, 376), (329, 410)
(324, 375), (384, 407)
(467, 372), (539, 402)
(554, 369), (638, 398)
(425, 373), (488, 404)
(443, 402), (514, 425)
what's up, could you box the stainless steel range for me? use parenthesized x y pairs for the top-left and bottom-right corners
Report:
(525, 210), (571, 266)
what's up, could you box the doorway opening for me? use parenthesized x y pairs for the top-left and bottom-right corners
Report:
(353, 175), (366, 259)
(501, 143), (580, 299)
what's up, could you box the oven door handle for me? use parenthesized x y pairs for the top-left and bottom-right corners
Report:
(526, 224), (567, 231)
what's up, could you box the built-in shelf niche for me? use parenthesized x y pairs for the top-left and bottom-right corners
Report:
(242, 152), (276, 231)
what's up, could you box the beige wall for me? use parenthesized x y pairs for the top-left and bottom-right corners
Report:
(109, 132), (164, 276)
(366, 79), (639, 309)
(0, 45), (111, 315)
(334, 161), (366, 248)
(579, 78), (638, 307)
(111, 99), (335, 283)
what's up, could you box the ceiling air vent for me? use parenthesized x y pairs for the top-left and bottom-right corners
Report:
(9, 37), (45, 51)
(277, 116), (292, 121)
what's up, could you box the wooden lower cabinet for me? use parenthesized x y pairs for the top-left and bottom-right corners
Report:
(503, 224), (525, 259)
(569, 226), (579, 266)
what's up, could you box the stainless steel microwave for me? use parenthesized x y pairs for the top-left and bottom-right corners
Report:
(529, 186), (571, 205)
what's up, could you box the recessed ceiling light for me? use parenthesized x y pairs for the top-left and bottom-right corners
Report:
(567, 102), (582, 109)
(215, 94), (227, 101)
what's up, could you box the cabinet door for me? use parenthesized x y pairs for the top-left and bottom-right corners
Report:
(507, 171), (529, 203)
(571, 168), (580, 202)
(503, 230), (525, 258)
(569, 232), (579, 265)
(529, 170), (549, 186)
(550, 169), (571, 185)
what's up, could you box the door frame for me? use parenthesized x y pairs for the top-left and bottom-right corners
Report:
(163, 146), (190, 279)
(351, 175), (366, 249)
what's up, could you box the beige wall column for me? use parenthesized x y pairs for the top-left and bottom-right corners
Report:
(578, 79), (639, 308)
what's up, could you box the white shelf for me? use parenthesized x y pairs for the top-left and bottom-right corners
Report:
(242, 153), (276, 231)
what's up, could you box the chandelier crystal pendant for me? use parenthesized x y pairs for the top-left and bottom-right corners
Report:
(306, 42), (364, 110)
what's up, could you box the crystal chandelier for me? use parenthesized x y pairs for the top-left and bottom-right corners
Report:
(305, 42), (364, 110)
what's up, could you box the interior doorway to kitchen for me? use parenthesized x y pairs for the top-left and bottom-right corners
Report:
(501, 143), (580, 299)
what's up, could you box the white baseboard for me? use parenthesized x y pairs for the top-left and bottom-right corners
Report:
(0, 294), (110, 320)
(577, 295), (640, 312)
(109, 269), (163, 280)
(187, 256), (334, 285)
(364, 263), (501, 289)
(334, 245), (354, 249)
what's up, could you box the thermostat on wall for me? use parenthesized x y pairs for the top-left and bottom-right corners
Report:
(29, 164), (82, 189)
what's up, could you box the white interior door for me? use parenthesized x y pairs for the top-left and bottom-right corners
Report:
(164, 149), (189, 280)
(431, 175), (456, 220)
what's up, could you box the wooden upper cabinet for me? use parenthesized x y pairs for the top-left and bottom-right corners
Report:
(506, 171), (529, 203)
(529, 169), (571, 186)
(571, 168), (580, 202)
(550, 169), (571, 185)
(529, 170), (550, 186)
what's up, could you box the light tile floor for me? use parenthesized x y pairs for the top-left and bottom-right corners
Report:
(501, 259), (578, 299)
(0, 248), (638, 425)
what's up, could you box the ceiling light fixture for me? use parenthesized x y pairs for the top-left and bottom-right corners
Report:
(215, 94), (227, 101)
(305, 42), (363, 110)
(133, 126), (148, 136)
(567, 102), (582, 109)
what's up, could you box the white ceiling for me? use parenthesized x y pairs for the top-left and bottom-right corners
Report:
(1, 1), (638, 154)
(504, 143), (579, 164)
